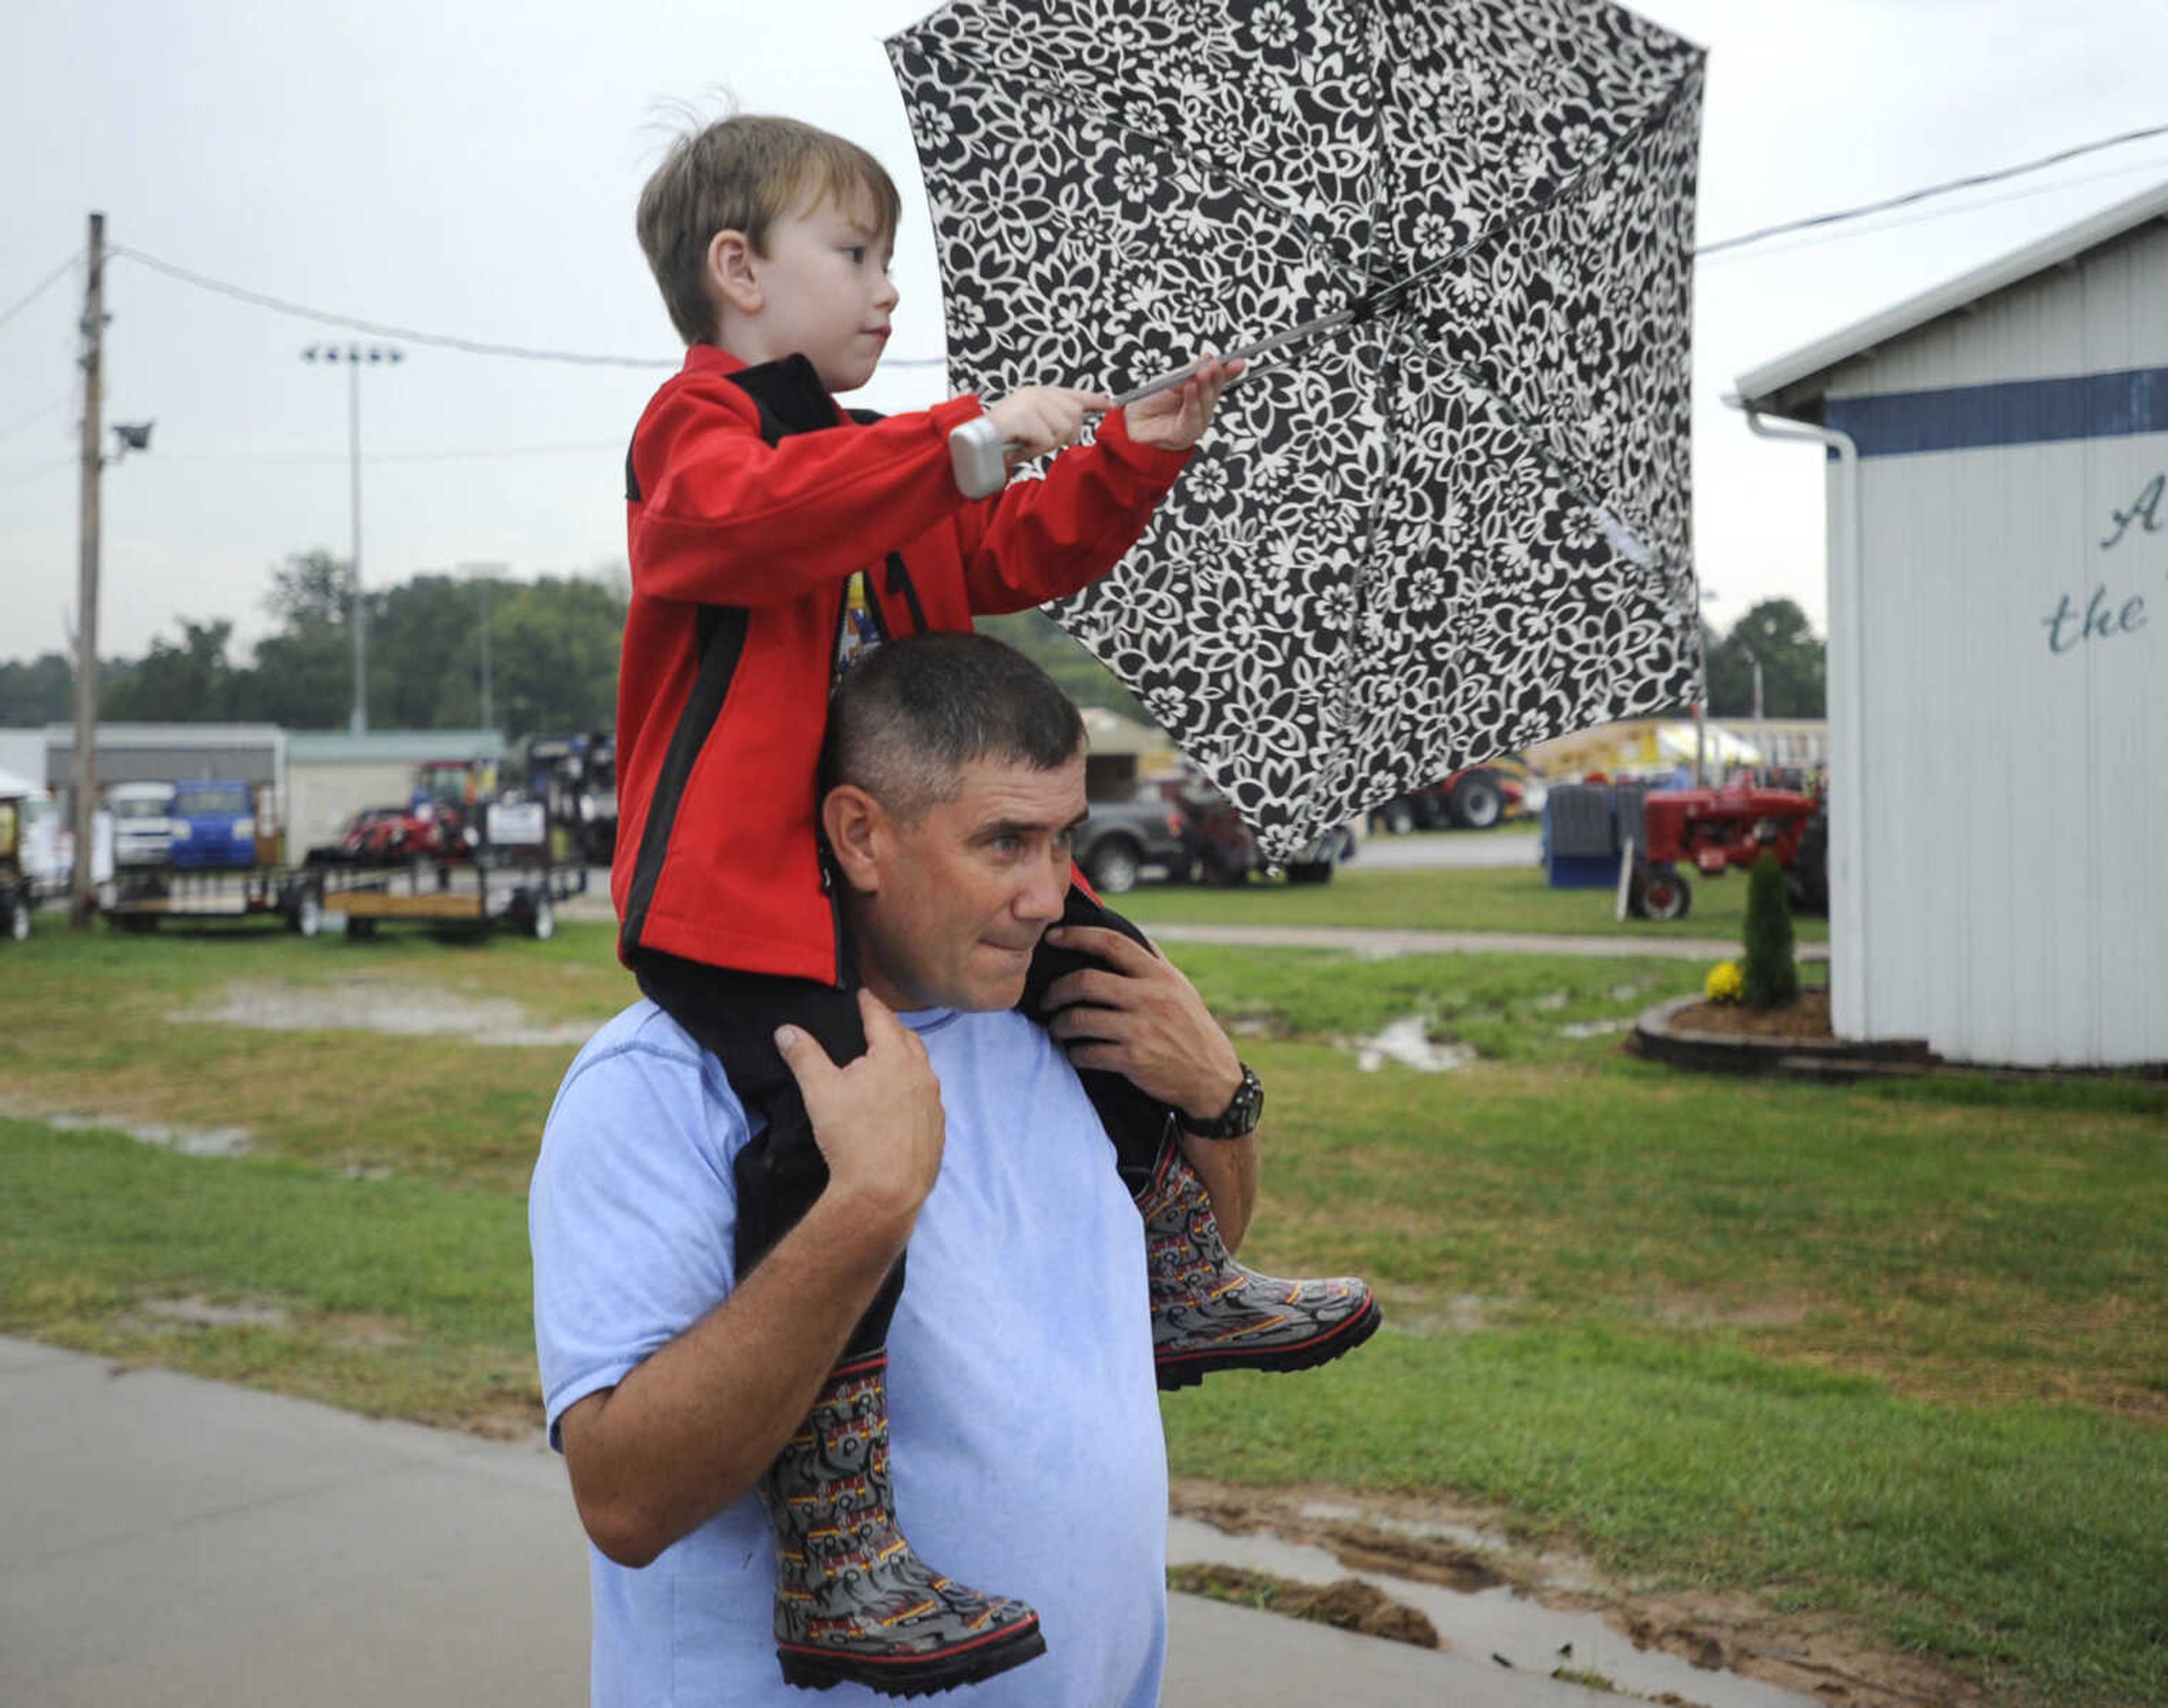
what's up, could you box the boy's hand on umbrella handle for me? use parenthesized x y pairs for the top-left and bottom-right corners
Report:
(1122, 353), (1246, 452)
(986, 386), (1113, 460)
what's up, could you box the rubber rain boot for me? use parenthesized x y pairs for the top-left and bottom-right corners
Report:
(760, 1353), (1047, 1697)
(1136, 1137), (1381, 1391)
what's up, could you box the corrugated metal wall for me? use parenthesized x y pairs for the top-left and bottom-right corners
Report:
(1815, 220), (2168, 1066)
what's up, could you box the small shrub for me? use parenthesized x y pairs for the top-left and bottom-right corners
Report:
(1704, 960), (1744, 1004)
(1742, 851), (1798, 1009)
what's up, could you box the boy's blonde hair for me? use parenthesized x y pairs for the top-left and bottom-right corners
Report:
(637, 114), (903, 347)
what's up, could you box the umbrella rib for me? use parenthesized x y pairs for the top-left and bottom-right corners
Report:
(1117, 63), (1703, 436)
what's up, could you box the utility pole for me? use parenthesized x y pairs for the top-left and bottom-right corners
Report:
(69, 213), (105, 928)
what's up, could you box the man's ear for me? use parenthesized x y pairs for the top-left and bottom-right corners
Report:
(822, 785), (885, 894)
(707, 230), (762, 316)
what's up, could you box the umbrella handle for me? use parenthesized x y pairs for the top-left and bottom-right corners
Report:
(948, 414), (1013, 499)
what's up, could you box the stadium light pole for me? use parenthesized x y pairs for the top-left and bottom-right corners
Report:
(302, 343), (404, 734)
(458, 561), (509, 733)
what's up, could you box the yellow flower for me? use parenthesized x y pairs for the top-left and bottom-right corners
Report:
(1705, 961), (1745, 1004)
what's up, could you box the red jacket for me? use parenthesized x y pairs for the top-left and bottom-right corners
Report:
(614, 345), (1188, 984)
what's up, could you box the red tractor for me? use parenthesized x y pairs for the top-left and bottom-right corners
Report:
(1627, 785), (1828, 922)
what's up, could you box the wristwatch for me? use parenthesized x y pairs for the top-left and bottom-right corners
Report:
(1178, 1063), (1264, 1140)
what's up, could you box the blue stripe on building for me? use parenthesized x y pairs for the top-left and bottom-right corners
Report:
(1824, 365), (2168, 458)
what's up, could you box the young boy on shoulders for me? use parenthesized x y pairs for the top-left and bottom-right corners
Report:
(600, 112), (1378, 1697)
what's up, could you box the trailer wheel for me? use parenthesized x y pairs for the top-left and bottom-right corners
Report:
(527, 895), (556, 940)
(7, 894), (29, 942)
(289, 888), (324, 939)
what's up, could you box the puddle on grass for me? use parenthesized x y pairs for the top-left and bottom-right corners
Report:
(140, 1295), (289, 1330)
(1348, 1014), (1477, 1074)
(1166, 1513), (1819, 1707)
(172, 979), (598, 1049)
(0, 1097), (253, 1157)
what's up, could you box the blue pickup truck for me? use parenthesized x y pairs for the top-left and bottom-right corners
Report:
(167, 778), (261, 871)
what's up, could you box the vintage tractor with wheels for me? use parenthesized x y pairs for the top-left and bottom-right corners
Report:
(1628, 786), (1827, 922)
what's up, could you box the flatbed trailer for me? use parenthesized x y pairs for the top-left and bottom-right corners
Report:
(313, 798), (582, 940)
(102, 865), (327, 936)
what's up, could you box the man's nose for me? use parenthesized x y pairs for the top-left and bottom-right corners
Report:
(1016, 853), (1068, 924)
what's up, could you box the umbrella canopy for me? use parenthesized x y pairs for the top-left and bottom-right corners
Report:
(888, 0), (1706, 860)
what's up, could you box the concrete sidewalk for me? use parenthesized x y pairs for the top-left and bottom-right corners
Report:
(0, 1336), (1619, 1708)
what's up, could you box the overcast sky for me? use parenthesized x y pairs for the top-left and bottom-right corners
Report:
(5, 0), (2167, 670)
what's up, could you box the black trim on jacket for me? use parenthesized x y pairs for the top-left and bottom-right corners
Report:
(617, 355), (858, 961)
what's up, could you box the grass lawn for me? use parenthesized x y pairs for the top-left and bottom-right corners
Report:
(1, 918), (2160, 1705)
(1118, 858), (1833, 944)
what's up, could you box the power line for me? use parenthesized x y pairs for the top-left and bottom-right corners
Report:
(157, 439), (627, 466)
(111, 242), (956, 374)
(0, 392), (72, 446)
(84, 118), (2168, 376)
(1695, 119), (2168, 256)
(0, 454), (75, 494)
(111, 244), (679, 369)
(0, 251), (82, 334)
(1697, 147), (2168, 266)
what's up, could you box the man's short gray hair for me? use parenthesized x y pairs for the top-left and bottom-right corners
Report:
(824, 632), (1085, 822)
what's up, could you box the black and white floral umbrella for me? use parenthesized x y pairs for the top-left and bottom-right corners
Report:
(887, 0), (1706, 860)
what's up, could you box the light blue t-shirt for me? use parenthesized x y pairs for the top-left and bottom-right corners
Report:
(530, 1000), (1168, 1707)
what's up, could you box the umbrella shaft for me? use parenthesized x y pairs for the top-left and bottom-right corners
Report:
(1109, 306), (1355, 410)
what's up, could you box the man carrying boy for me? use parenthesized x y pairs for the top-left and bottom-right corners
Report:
(537, 634), (1221, 1705)
(589, 114), (1378, 1696)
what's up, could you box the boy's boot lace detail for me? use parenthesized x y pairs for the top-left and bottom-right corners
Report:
(1137, 1136), (1382, 1391)
(759, 1355), (1047, 1697)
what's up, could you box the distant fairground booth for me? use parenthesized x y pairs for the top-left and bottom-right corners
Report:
(1737, 182), (2168, 1068)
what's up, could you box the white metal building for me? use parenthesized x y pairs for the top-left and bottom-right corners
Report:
(1736, 182), (2168, 1067)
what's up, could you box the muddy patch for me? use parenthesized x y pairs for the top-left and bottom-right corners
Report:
(172, 978), (598, 1049)
(1347, 1014), (1477, 1074)
(1170, 1482), (1981, 1707)
(0, 1096), (252, 1157)
(139, 1295), (290, 1331)
(1168, 1562), (1440, 1648)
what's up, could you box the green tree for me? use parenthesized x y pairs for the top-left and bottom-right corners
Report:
(371, 573), (484, 731)
(1706, 598), (1825, 718)
(975, 608), (1149, 724)
(1742, 850), (1799, 1010)
(489, 576), (624, 740)
(0, 652), (81, 725)
(240, 549), (357, 729)
(103, 620), (240, 722)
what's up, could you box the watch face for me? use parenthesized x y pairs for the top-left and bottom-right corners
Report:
(1183, 1065), (1262, 1138)
(1227, 1068), (1262, 1134)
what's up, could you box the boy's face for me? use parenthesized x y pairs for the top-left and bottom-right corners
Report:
(721, 186), (899, 393)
